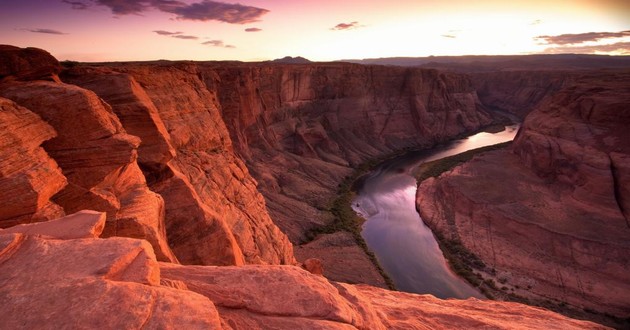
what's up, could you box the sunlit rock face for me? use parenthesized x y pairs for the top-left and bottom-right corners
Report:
(417, 70), (630, 318)
(0, 212), (606, 330)
(1, 45), (295, 266)
(63, 64), (296, 266)
(0, 97), (66, 227)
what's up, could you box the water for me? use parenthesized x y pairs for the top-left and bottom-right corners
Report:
(353, 125), (520, 299)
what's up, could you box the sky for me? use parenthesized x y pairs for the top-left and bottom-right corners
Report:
(0, 0), (629, 62)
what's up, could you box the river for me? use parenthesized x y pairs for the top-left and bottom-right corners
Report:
(352, 125), (520, 299)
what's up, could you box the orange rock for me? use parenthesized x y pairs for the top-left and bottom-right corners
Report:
(82, 63), (296, 266)
(0, 232), (221, 329)
(0, 45), (61, 81)
(62, 67), (176, 168)
(0, 210), (606, 329)
(295, 232), (389, 288)
(160, 262), (606, 329)
(0, 210), (105, 239)
(0, 80), (177, 263)
(0, 97), (66, 227)
(303, 258), (324, 275)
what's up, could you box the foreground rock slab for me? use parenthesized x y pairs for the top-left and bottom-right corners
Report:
(0, 212), (605, 329)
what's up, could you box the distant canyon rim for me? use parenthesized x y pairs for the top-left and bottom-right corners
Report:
(0, 44), (628, 328)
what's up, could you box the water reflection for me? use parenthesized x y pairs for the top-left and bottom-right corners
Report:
(353, 125), (519, 299)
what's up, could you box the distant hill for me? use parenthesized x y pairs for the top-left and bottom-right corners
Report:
(340, 54), (630, 72)
(270, 56), (312, 64)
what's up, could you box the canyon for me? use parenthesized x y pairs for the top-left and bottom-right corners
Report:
(0, 44), (626, 328)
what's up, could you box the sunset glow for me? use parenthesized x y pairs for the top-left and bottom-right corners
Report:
(1, 0), (628, 61)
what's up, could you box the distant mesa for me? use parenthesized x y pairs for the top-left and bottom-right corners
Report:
(270, 56), (312, 64)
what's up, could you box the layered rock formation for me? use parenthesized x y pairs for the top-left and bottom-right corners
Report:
(0, 212), (606, 329)
(0, 97), (66, 227)
(416, 70), (630, 319)
(0, 45), (294, 266)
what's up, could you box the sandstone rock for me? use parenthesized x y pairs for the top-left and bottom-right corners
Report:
(0, 232), (221, 329)
(416, 71), (630, 319)
(303, 258), (324, 275)
(0, 210), (105, 239)
(0, 45), (61, 81)
(0, 80), (177, 262)
(90, 63), (295, 266)
(160, 262), (606, 329)
(62, 67), (176, 168)
(295, 231), (389, 288)
(0, 97), (66, 227)
(150, 165), (246, 266)
(354, 284), (606, 330)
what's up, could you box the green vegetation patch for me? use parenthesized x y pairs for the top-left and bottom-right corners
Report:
(414, 141), (511, 182)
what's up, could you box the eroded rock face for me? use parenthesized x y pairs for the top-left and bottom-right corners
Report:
(0, 79), (177, 263)
(416, 71), (630, 318)
(0, 97), (66, 227)
(63, 63), (295, 266)
(0, 44), (61, 81)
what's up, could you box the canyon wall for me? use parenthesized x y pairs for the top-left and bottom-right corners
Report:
(416, 70), (630, 318)
(470, 71), (569, 119)
(208, 64), (493, 242)
(1, 46), (294, 266)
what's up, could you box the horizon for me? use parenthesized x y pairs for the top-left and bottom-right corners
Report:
(1, 1), (629, 62)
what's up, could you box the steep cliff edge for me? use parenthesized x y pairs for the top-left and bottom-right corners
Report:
(416, 70), (630, 320)
(1, 45), (294, 266)
(0, 213), (606, 329)
(62, 64), (295, 266)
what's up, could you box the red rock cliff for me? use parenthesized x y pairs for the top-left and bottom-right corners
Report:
(416, 70), (630, 320)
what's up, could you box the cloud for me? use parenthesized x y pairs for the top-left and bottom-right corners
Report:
(153, 30), (182, 35)
(441, 34), (456, 39)
(245, 27), (262, 32)
(62, 0), (89, 10)
(201, 39), (234, 48)
(21, 28), (67, 35)
(530, 19), (542, 26)
(331, 21), (361, 31)
(64, 0), (269, 24)
(164, 1), (268, 24)
(542, 41), (630, 55)
(535, 30), (630, 45)
(153, 30), (199, 40)
(173, 34), (198, 40)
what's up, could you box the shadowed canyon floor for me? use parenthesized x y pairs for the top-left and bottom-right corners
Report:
(0, 44), (628, 328)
